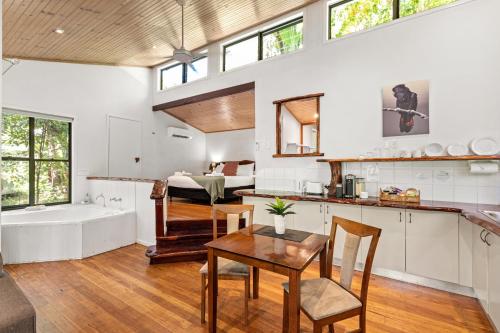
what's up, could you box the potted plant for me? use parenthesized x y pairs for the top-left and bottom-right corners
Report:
(266, 197), (295, 234)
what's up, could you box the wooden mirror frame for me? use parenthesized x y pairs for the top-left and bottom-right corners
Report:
(273, 93), (325, 158)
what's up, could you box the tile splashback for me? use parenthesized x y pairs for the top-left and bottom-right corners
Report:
(256, 161), (500, 205)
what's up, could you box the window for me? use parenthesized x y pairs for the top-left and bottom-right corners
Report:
(1, 112), (71, 209)
(159, 55), (208, 90)
(329, 0), (456, 39)
(222, 17), (303, 71)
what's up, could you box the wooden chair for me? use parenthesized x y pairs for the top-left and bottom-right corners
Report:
(282, 216), (381, 333)
(200, 204), (255, 324)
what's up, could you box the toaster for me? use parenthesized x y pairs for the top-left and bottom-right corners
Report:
(305, 181), (323, 195)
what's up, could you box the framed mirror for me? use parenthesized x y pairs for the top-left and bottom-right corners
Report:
(273, 93), (324, 157)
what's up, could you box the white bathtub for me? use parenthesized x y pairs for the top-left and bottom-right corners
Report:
(1, 204), (136, 264)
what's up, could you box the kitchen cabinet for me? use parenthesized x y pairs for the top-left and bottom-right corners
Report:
(405, 210), (459, 284)
(324, 203), (362, 263)
(487, 231), (500, 330)
(472, 224), (488, 312)
(292, 201), (325, 235)
(242, 197), (277, 226)
(361, 207), (405, 272)
(458, 216), (473, 287)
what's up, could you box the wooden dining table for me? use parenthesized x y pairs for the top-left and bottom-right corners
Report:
(205, 224), (330, 333)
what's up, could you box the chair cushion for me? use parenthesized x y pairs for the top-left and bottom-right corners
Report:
(0, 272), (36, 333)
(200, 258), (249, 276)
(283, 278), (361, 321)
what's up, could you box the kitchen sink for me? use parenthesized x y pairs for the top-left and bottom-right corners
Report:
(480, 210), (500, 223)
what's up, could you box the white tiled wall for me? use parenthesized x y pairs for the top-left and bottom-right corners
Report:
(256, 161), (500, 205)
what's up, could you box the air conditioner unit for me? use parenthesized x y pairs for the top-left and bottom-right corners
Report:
(167, 127), (192, 139)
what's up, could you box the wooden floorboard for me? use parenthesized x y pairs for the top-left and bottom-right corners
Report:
(5, 244), (493, 333)
(167, 199), (227, 221)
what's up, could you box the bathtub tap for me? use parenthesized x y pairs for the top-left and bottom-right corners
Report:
(95, 193), (106, 207)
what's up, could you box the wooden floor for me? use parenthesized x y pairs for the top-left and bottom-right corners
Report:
(167, 199), (226, 221)
(6, 245), (493, 333)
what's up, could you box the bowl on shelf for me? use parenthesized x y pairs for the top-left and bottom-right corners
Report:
(424, 143), (444, 157)
(447, 143), (468, 157)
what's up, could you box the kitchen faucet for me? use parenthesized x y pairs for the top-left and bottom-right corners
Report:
(95, 193), (106, 207)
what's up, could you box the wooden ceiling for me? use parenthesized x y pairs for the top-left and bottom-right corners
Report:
(3, 0), (317, 67)
(284, 98), (318, 124)
(157, 86), (255, 133)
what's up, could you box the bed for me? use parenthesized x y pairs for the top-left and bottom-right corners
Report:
(167, 160), (255, 203)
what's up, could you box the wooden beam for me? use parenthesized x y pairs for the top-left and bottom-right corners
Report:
(153, 82), (255, 111)
(272, 93), (324, 105)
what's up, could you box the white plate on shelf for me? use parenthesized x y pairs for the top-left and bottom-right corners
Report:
(447, 144), (468, 156)
(470, 137), (498, 156)
(424, 143), (444, 157)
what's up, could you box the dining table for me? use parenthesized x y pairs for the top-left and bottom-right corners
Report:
(205, 224), (330, 333)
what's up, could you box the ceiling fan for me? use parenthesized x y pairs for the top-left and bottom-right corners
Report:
(162, 0), (204, 71)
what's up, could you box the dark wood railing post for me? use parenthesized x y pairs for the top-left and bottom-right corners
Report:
(150, 180), (167, 238)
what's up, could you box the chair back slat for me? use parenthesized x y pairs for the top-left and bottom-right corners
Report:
(212, 204), (254, 239)
(339, 233), (361, 290)
(327, 216), (381, 305)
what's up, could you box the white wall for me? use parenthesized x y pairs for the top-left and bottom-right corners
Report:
(153, 0), (500, 204)
(2, 60), (206, 202)
(205, 128), (255, 164)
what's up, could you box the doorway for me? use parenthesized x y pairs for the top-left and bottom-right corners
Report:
(107, 116), (142, 178)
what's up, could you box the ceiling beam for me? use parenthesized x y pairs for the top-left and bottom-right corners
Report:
(153, 82), (255, 111)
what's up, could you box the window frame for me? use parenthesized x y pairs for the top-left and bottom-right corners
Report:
(1, 114), (72, 210)
(328, 0), (461, 40)
(222, 16), (304, 72)
(159, 55), (208, 90)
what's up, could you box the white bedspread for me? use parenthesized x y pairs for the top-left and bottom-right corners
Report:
(167, 175), (255, 189)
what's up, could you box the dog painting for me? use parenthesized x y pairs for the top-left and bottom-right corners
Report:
(382, 80), (429, 137)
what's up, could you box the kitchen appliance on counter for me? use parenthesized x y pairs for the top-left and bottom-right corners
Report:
(344, 174), (356, 199)
(305, 181), (323, 195)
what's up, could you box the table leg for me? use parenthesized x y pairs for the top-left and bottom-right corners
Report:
(319, 245), (327, 278)
(208, 248), (218, 333)
(288, 270), (301, 333)
(253, 267), (259, 299)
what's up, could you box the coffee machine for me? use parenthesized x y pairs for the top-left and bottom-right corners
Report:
(344, 174), (356, 199)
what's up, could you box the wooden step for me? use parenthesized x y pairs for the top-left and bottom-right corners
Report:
(146, 245), (207, 264)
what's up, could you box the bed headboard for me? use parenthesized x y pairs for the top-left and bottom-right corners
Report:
(209, 160), (255, 172)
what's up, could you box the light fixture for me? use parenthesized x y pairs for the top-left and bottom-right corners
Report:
(314, 113), (319, 119)
(152, 45), (157, 49)
(54, 28), (64, 34)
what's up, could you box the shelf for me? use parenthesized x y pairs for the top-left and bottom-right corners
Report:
(317, 155), (500, 163)
(273, 153), (324, 158)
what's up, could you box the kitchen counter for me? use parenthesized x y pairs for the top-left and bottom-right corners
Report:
(234, 189), (500, 236)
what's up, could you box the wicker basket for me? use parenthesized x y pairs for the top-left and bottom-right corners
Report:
(379, 189), (420, 203)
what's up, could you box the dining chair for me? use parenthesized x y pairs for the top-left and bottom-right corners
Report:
(282, 216), (381, 333)
(200, 204), (255, 324)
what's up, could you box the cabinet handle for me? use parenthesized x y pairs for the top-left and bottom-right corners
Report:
(320, 204), (322, 214)
(408, 212), (412, 223)
(484, 232), (492, 246)
(326, 205), (329, 214)
(399, 212), (402, 222)
(480, 229), (486, 242)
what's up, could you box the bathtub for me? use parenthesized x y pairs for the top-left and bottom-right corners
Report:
(1, 204), (136, 264)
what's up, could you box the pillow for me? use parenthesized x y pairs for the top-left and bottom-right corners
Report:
(214, 163), (225, 173)
(221, 161), (239, 176)
(236, 163), (255, 176)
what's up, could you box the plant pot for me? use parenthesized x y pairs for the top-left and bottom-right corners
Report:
(274, 215), (286, 235)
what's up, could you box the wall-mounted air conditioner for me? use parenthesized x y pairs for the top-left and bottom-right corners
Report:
(167, 127), (192, 139)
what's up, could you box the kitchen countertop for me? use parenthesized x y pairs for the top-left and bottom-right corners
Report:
(234, 189), (500, 236)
